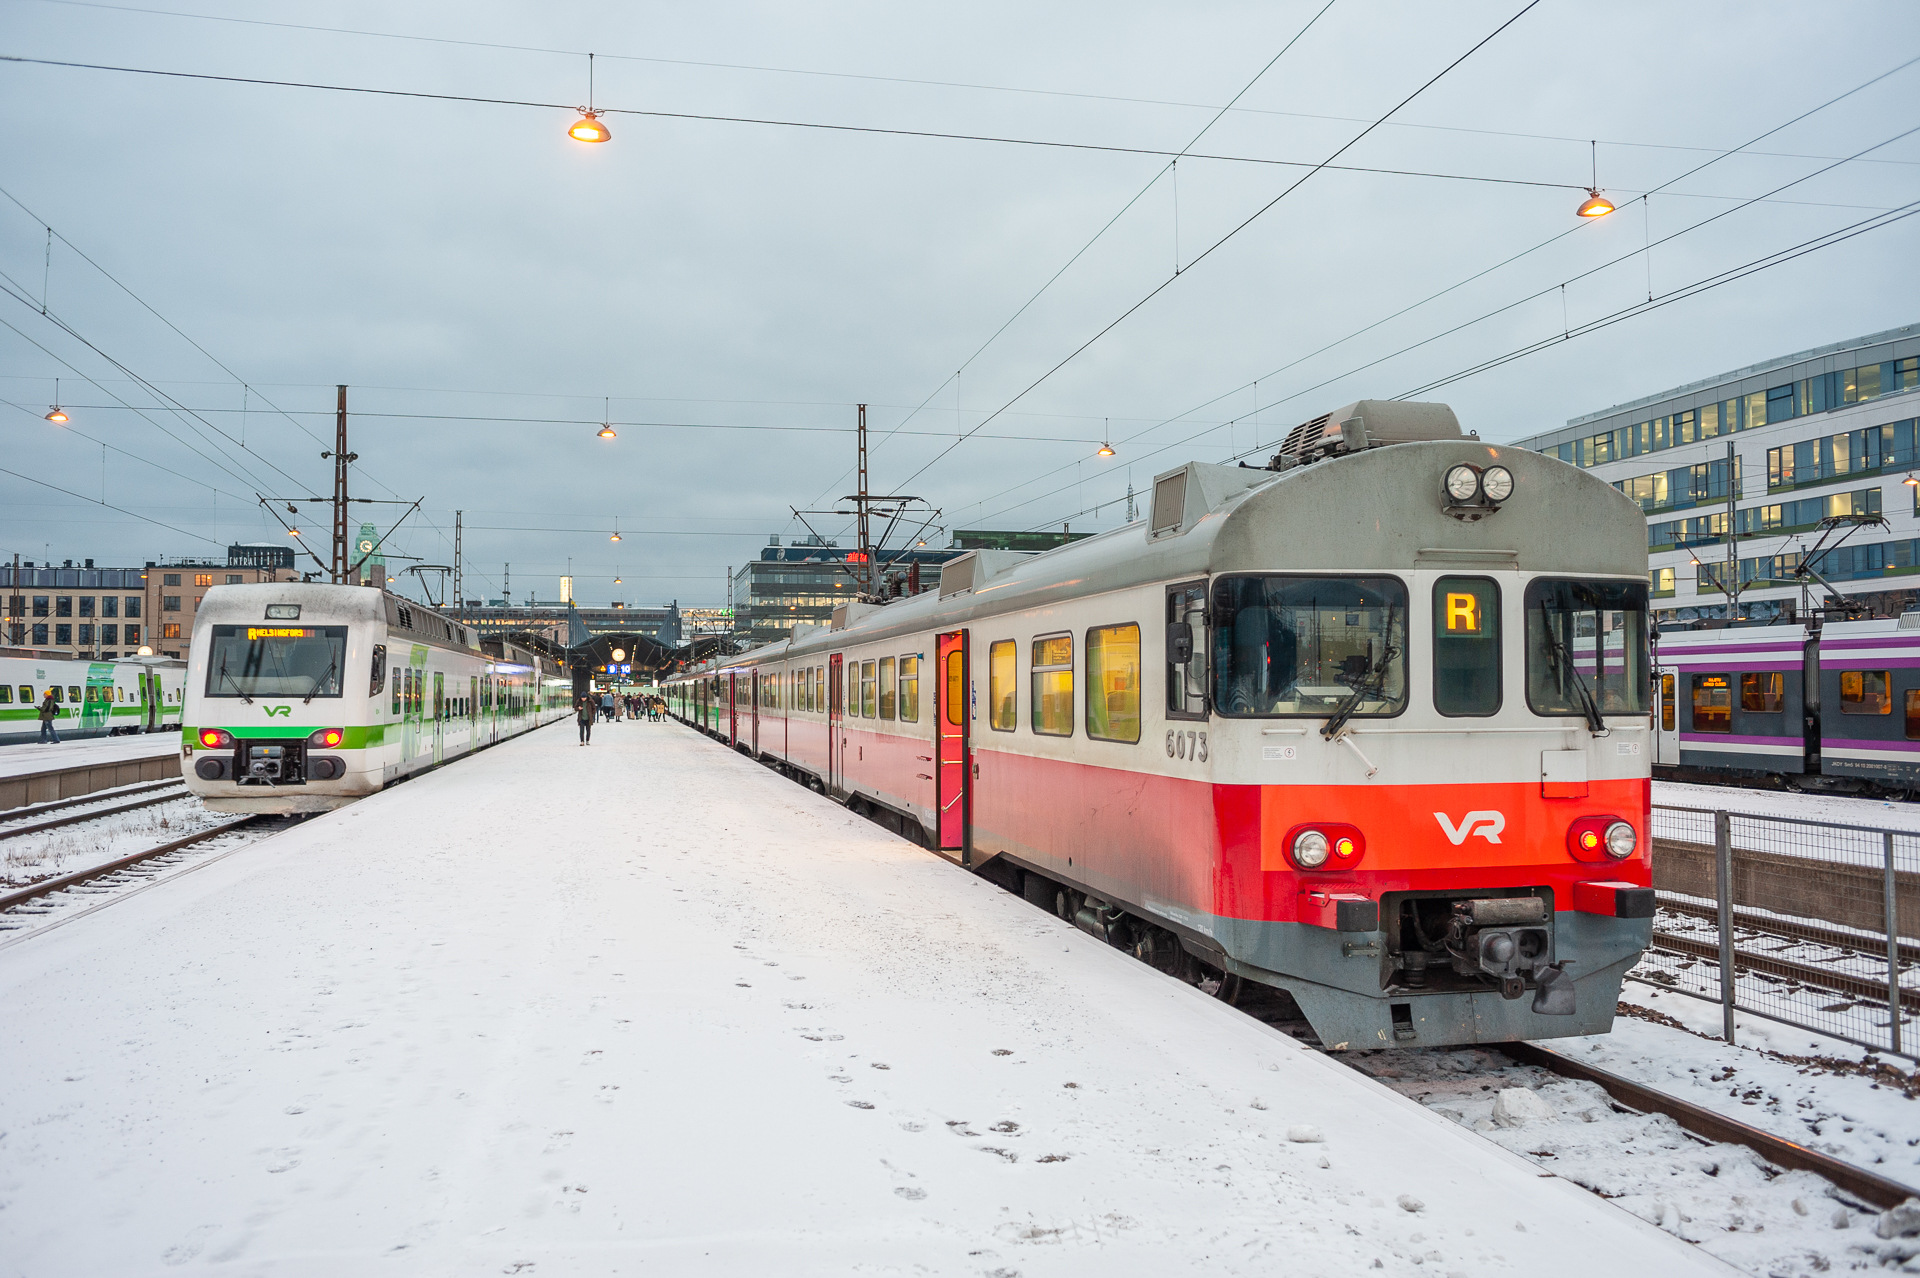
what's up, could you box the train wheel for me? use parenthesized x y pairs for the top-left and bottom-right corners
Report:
(1198, 970), (1243, 1004)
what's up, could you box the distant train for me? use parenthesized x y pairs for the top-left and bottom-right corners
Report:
(182, 583), (572, 814)
(666, 400), (1657, 1052)
(0, 653), (183, 745)
(1653, 617), (1920, 793)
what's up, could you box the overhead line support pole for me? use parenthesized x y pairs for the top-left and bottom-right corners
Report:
(857, 403), (872, 594)
(333, 385), (349, 584)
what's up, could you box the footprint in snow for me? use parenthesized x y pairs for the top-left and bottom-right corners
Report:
(847, 1100), (875, 1110)
(893, 1186), (927, 1200)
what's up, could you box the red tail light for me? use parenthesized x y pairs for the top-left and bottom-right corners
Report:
(308, 727), (344, 748)
(198, 728), (233, 749)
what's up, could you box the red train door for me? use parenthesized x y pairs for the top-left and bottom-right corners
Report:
(750, 671), (761, 754)
(828, 654), (844, 793)
(935, 630), (970, 861)
(727, 673), (738, 745)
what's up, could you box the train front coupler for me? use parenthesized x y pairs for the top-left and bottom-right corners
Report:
(1442, 897), (1576, 1016)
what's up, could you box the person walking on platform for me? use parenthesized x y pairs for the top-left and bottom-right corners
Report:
(600, 689), (616, 722)
(37, 689), (61, 743)
(576, 695), (596, 745)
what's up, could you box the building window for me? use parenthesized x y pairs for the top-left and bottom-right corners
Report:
(55, 624), (71, 645)
(163, 573), (180, 586)
(989, 640), (1016, 731)
(1086, 623), (1141, 743)
(102, 624), (118, 645)
(1692, 674), (1731, 732)
(162, 623), (181, 639)
(1740, 672), (1783, 713)
(1650, 566), (1675, 594)
(32, 596), (48, 616)
(163, 596), (181, 612)
(898, 655), (919, 722)
(78, 596), (95, 617)
(194, 573), (212, 587)
(102, 595), (118, 617)
(55, 596), (72, 617)
(1031, 634), (1074, 736)
(878, 657), (895, 719)
(1840, 670), (1891, 714)
(125, 597), (141, 617)
(76, 624), (92, 645)
(31, 623), (47, 645)
(124, 625), (140, 644)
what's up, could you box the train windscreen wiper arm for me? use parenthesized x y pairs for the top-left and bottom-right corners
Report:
(1539, 605), (1606, 735)
(218, 661), (253, 705)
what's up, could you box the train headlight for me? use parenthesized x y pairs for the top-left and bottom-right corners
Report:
(1480, 465), (1514, 502)
(308, 727), (344, 748)
(1568, 815), (1637, 862)
(198, 728), (234, 749)
(1291, 829), (1330, 869)
(1443, 464), (1481, 502)
(1604, 820), (1636, 860)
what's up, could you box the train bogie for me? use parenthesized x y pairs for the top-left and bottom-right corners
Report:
(668, 401), (1660, 1051)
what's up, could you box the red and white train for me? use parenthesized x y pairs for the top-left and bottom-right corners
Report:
(665, 400), (1654, 1050)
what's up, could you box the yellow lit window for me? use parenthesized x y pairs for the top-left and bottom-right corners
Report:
(989, 641), (1015, 731)
(1840, 670), (1891, 715)
(1086, 624), (1140, 743)
(898, 655), (919, 722)
(860, 660), (876, 718)
(1031, 634), (1073, 736)
(878, 657), (895, 719)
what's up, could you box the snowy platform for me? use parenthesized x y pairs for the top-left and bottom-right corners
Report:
(0, 730), (180, 781)
(0, 719), (1728, 1276)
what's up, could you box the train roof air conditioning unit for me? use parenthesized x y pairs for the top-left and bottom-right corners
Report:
(1269, 399), (1465, 470)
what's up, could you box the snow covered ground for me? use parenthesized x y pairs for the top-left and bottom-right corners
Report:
(1656, 779), (1920, 833)
(0, 718), (1721, 1277)
(1, 793), (227, 891)
(0, 730), (180, 781)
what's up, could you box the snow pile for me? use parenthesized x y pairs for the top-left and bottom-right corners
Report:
(0, 719), (1717, 1276)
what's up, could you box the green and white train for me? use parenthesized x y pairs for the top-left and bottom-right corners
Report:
(0, 653), (184, 745)
(182, 582), (573, 814)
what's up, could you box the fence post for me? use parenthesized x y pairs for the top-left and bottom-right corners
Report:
(1716, 809), (1736, 1045)
(1887, 830), (1902, 1058)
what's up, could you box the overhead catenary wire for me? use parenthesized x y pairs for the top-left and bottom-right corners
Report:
(943, 52), (1920, 532)
(0, 462), (225, 546)
(23, 0), (1920, 172)
(892, 0), (1548, 493)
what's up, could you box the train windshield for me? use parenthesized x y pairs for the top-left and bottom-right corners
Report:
(1524, 579), (1649, 717)
(1211, 575), (1408, 718)
(203, 625), (349, 699)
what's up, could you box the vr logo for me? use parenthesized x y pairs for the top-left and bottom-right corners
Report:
(264, 705), (292, 717)
(1435, 810), (1505, 845)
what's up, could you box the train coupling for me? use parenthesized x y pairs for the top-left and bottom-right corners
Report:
(1445, 897), (1573, 1014)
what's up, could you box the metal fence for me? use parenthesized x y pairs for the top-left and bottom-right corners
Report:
(1638, 804), (1916, 1059)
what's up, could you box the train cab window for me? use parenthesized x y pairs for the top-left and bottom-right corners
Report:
(370, 644), (387, 697)
(206, 625), (347, 699)
(989, 641), (1016, 731)
(1661, 673), (1676, 731)
(860, 660), (878, 718)
(1087, 623), (1141, 743)
(878, 657), (896, 719)
(1740, 672), (1783, 713)
(899, 656), (920, 722)
(1432, 577), (1501, 717)
(1840, 670), (1892, 714)
(1032, 635), (1074, 736)
(1906, 689), (1920, 740)
(1691, 674), (1732, 732)
(1211, 575), (1408, 718)
(1524, 579), (1649, 719)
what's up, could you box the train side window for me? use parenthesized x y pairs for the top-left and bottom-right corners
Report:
(0, 685), (10, 703)
(1087, 623), (1141, 743)
(1740, 672), (1783, 713)
(68, 685), (81, 702)
(1432, 577), (1501, 717)
(878, 657), (896, 719)
(815, 666), (825, 714)
(18, 685), (32, 702)
(1840, 670), (1892, 714)
(1032, 634), (1074, 736)
(899, 655), (919, 722)
(1660, 673), (1675, 731)
(1166, 582), (1208, 721)
(1907, 690), (1920, 740)
(1691, 673), (1731, 732)
(860, 660), (877, 718)
(370, 645), (387, 697)
(989, 641), (1016, 731)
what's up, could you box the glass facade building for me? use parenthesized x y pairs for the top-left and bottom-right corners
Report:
(1515, 324), (1920, 624)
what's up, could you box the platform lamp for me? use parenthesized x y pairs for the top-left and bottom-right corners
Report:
(1576, 141), (1615, 219)
(44, 377), (67, 423)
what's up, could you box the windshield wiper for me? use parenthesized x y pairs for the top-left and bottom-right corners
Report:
(1322, 605), (1399, 741)
(218, 661), (253, 705)
(303, 657), (338, 705)
(1538, 603), (1607, 735)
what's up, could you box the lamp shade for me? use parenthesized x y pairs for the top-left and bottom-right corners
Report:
(569, 111), (611, 144)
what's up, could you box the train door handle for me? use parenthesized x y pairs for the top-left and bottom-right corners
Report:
(972, 761), (980, 779)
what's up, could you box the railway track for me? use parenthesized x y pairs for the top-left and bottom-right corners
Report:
(1646, 928), (1919, 1013)
(0, 781), (191, 840)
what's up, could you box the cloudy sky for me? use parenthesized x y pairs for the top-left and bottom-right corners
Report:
(2, 0), (1916, 608)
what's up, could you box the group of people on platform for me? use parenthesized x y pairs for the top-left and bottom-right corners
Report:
(575, 689), (666, 744)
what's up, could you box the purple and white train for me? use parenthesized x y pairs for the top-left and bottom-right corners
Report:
(1654, 616), (1920, 792)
